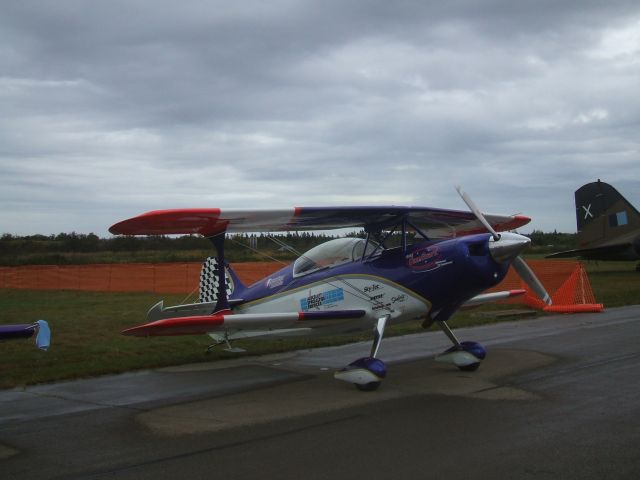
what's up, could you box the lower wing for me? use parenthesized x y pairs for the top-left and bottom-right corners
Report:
(462, 289), (525, 308)
(122, 310), (367, 337)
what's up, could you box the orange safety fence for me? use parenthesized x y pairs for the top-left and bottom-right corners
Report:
(488, 259), (603, 313)
(1, 259), (602, 312)
(0, 262), (283, 294)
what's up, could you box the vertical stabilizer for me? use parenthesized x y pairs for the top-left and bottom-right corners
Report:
(574, 180), (640, 249)
(199, 233), (231, 312)
(199, 259), (247, 304)
(199, 257), (233, 303)
(223, 262), (247, 297)
(199, 233), (248, 309)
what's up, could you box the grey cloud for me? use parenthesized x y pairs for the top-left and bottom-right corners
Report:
(1, 0), (639, 235)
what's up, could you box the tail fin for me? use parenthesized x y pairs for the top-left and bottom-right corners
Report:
(575, 180), (640, 248)
(224, 262), (247, 297)
(199, 258), (247, 304)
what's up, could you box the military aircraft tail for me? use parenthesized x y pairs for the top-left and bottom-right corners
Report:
(548, 180), (640, 263)
(575, 180), (639, 243)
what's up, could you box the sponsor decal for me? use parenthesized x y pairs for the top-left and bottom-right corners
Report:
(266, 275), (285, 289)
(406, 246), (451, 271)
(373, 302), (392, 312)
(300, 288), (344, 311)
(366, 285), (389, 311)
(372, 294), (406, 312)
(364, 283), (381, 293)
(391, 294), (406, 304)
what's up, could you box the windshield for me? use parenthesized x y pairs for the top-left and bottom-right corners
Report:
(293, 237), (379, 277)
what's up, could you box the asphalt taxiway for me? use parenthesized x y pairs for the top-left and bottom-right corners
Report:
(1, 306), (639, 479)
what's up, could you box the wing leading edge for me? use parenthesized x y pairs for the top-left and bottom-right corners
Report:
(109, 206), (530, 238)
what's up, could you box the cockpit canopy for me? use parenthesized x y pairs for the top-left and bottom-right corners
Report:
(293, 237), (380, 277)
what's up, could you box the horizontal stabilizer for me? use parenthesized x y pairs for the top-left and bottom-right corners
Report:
(0, 320), (50, 350)
(0, 323), (36, 340)
(123, 309), (367, 337)
(463, 289), (526, 308)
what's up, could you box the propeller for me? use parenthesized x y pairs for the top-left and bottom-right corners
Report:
(456, 186), (501, 241)
(512, 257), (552, 305)
(456, 186), (552, 306)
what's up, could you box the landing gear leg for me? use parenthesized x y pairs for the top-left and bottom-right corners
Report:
(206, 331), (246, 354)
(434, 320), (486, 371)
(335, 315), (389, 391)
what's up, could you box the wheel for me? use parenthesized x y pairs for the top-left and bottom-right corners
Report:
(356, 381), (381, 391)
(457, 362), (480, 372)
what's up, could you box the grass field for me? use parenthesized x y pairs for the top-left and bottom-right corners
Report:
(1, 261), (638, 389)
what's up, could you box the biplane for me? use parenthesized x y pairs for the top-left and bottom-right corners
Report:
(110, 187), (551, 390)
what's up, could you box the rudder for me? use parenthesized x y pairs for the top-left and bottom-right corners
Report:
(574, 180), (640, 248)
(199, 257), (246, 303)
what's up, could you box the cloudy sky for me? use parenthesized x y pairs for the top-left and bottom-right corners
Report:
(1, 0), (639, 236)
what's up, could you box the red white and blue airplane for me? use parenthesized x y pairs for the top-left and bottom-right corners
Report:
(110, 187), (551, 391)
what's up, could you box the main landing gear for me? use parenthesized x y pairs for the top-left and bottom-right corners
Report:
(334, 315), (486, 391)
(434, 320), (486, 371)
(334, 315), (389, 391)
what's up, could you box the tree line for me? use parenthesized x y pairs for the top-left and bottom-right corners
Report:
(0, 232), (336, 265)
(0, 230), (576, 266)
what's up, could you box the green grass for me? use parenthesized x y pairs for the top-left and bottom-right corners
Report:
(0, 289), (384, 388)
(0, 260), (637, 389)
(582, 261), (640, 307)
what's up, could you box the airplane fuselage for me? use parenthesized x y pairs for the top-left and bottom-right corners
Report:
(232, 233), (509, 335)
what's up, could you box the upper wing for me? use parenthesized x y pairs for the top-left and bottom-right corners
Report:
(109, 206), (529, 238)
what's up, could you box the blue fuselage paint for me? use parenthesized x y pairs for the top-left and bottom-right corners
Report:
(230, 233), (508, 323)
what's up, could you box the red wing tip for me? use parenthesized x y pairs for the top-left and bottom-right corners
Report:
(121, 325), (151, 336)
(121, 314), (225, 337)
(509, 289), (527, 297)
(491, 215), (531, 233)
(109, 208), (224, 236)
(512, 215), (531, 226)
